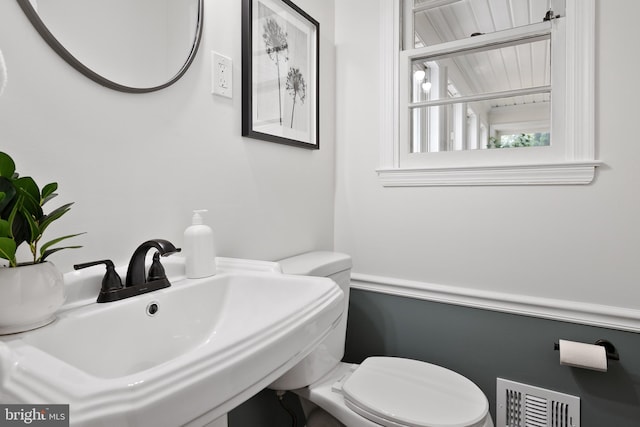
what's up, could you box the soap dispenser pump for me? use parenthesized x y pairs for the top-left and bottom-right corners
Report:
(184, 209), (216, 279)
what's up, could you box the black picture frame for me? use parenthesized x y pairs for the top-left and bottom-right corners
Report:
(242, 0), (320, 149)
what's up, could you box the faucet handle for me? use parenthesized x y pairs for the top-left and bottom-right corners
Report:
(147, 252), (167, 282)
(74, 259), (123, 295)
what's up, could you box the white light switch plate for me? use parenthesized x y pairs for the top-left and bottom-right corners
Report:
(212, 52), (232, 98)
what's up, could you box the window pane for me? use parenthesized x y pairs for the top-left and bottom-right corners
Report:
(410, 38), (551, 103)
(410, 94), (551, 152)
(412, 0), (553, 48)
(408, 34), (551, 153)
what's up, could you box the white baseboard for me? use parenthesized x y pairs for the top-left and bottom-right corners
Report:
(350, 273), (640, 333)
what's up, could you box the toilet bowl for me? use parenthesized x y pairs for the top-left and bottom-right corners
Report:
(270, 252), (493, 427)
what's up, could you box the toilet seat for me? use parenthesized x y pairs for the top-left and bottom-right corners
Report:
(341, 357), (489, 427)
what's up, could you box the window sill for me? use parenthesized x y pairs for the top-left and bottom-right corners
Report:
(377, 161), (601, 187)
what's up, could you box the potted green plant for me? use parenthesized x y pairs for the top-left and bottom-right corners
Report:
(0, 151), (83, 334)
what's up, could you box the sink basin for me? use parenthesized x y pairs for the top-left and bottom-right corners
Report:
(0, 257), (344, 426)
(20, 278), (228, 379)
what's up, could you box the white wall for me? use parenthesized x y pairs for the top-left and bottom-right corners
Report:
(334, 0), (640, 310)
(0, 0), (336, 273)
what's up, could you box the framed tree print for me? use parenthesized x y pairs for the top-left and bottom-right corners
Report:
(242, 0), (319, 149)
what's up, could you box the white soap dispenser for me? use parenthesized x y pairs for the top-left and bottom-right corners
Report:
(184, 209), (216, 279)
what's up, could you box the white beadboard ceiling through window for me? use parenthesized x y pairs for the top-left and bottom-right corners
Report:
(413, 0), (554, 107)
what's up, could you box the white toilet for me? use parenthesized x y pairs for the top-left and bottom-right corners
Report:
(270, 251), (494, 427)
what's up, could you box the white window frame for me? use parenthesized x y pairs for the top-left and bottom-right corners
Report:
(377, 0), (599, 186)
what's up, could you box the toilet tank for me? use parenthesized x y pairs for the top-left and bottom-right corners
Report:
(268, 251), (352, 391)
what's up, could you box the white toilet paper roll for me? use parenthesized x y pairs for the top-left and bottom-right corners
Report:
(559, 339), (607, 372)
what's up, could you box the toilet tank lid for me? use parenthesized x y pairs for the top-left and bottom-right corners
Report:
(278, 251), (352, 277)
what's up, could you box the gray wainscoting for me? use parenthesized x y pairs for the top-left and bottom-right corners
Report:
(344, 289), (640, 427)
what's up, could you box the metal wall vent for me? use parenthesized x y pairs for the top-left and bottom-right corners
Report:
(497, 378), (580, 427)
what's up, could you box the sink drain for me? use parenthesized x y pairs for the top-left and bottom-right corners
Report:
(146, 301), (159, 316)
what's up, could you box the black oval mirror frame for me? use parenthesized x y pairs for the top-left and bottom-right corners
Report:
(16, 0), (204, 94)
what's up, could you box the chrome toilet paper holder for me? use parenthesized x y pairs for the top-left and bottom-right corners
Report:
(553, 339), (620, 361)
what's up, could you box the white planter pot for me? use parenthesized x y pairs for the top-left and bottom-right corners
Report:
(0, 262), (65, 335)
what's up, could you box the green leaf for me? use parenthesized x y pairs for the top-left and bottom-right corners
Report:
(0, 236), (17, 266)
(41, 183), (58, 206)
(0, 219), (9, 237)
(41, 192), (58, 206)
(38, 203), (73, 236)
(10, 216), (29, 246)
(39, 232), (85, 256)
(0, 152), (15, 179)
(20, 206), (41, 243)
(0, 177), (16, 214)
(14, 177), (39, 200)
(40, 245), (83, 263)
(14, 177), (42, 219)
(8, 196), (29, 245)
(7, 196), (20, 238)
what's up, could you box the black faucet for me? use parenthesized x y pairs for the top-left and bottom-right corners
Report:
(74, 239), (181, 303)
(125, 239), (181, 287)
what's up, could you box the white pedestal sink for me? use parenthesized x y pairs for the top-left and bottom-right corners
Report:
(0, 257), (344, 426)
